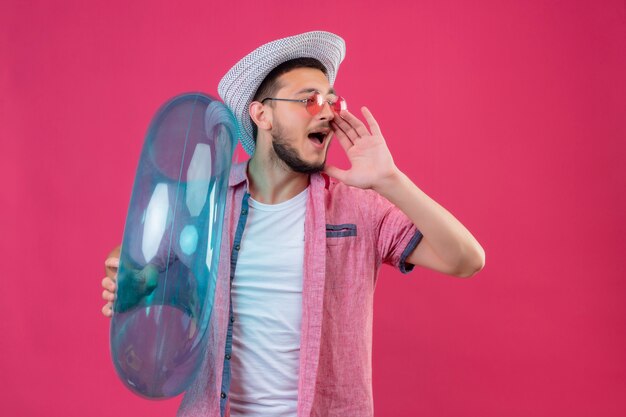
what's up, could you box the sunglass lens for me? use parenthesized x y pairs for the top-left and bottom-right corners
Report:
(333, 97), (347, 113)
(306, 93), (325, 115)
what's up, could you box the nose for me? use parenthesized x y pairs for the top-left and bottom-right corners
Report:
(316, 100), (335, 121)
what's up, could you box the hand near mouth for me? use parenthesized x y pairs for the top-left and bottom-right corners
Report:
(324, 106), (400, 191)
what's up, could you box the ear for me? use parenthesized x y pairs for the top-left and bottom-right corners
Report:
(249, 101), (272, 132)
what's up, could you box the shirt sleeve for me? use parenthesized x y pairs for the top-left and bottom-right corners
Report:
(370, 192), (423, 274)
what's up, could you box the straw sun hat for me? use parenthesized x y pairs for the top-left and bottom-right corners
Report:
(217, 31), (346, 156)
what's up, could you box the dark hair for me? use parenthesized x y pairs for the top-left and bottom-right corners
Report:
(251, 57), (327, 138)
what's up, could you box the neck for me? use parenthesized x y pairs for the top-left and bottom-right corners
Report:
(247, 153), (310, 204)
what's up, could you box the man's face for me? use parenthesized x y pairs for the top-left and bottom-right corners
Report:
(265, 68), (336, 174)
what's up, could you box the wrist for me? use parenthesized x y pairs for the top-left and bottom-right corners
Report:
(372, 166), (404, 195)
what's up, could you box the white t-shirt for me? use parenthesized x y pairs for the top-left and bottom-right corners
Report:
(229, 188), (307, 416)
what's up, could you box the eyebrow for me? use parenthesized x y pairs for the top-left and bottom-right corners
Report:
(294, 87), (336, 96)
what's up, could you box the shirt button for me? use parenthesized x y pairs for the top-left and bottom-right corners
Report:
(241, 208), (247, 215)
(230, 316), (235, 323)
(235, 244), (240, 251)
(225, 354), (231, 360)
(220, 392), (226, 399)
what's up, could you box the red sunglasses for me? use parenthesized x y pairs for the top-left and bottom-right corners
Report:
(261, 91), (347, 116)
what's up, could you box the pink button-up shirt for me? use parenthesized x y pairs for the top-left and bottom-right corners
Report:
(177, 162), (422, 417)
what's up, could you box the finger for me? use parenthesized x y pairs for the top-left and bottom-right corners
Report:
(323, 164), (349, 183)
(333, 110), (365, 141)
(102, 277), (116, 292)
(338, 109), (370, 138)
(102, 289), (115, 302)
(105, 257), (120, 269)
(332, 113), (361, 141)
(330, 120), (354, 151)
(102, 302), (113, 318)
(361, 106), (382, 137)
(105, 257), (119, 281)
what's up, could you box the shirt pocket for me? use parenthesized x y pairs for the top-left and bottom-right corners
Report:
(325, 223), (357, 246)
(325, 224), (364, 290)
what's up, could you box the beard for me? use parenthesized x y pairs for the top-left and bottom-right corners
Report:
(271, 122), (326, 174)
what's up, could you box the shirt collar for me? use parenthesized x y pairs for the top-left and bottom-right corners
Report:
(228, 161), (249, 187)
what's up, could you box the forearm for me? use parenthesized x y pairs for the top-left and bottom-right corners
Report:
(373, 168), (485, 275)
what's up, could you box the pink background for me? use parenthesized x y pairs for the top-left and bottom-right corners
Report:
(2, 0), (625, 416)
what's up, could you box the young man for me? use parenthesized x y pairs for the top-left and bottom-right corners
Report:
(102, 31), (485, 416)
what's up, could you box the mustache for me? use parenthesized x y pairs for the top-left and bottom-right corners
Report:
(309, 123), (332, 132)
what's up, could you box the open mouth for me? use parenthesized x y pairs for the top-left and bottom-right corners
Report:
(308, 132), (326, 144)
(307, 129), (331, 145)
